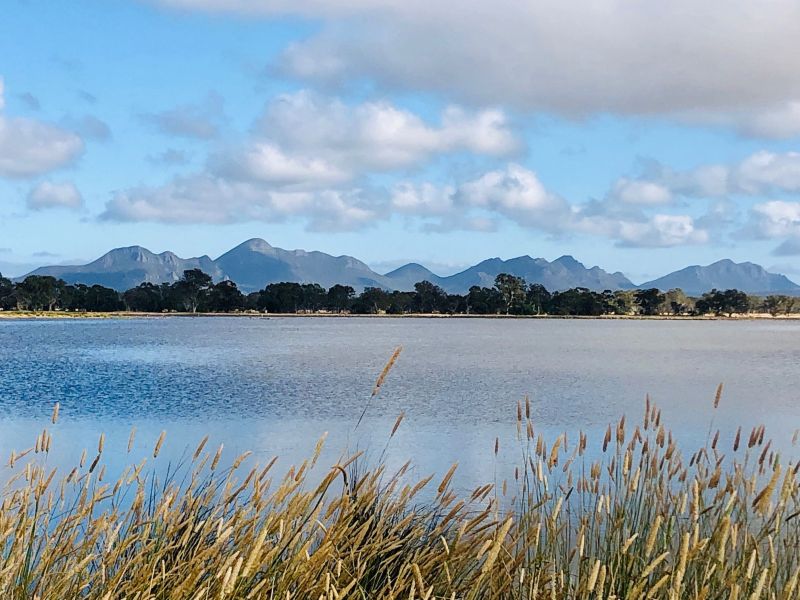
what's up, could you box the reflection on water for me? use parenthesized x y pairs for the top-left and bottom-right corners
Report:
(1, 317), (799, 490)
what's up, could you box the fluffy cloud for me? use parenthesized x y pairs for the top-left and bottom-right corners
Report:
(739, 200), (800, 256)
(101, 174), (381, 231)
(737, 102), (800, 139)
(745, 201), (800, 239)
(27, 181), (84, 210)
(0, 78), (84, 178)
(214, 142), (350, 186)
(245, 91), (518, 177)
(154, 0), (800, 135)
(609, 178), (673, 206)
(607, 151), (800, 204)
(611, 215), (709, 248)
(103, 157), (711, 246)
(390, 164), (707, 246)
(104, 92), (519, 230)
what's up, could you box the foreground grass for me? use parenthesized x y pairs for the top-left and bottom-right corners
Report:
(3, 392), (800, 599)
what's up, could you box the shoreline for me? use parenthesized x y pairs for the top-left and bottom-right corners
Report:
(2, 310), (799, 320)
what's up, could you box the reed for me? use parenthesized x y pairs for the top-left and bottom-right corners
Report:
(2, 393), (800, 598)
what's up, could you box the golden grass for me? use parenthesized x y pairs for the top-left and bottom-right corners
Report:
(2, 392), (800, 598)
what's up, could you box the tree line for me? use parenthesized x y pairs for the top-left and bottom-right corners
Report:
(1, 269), (798, 316)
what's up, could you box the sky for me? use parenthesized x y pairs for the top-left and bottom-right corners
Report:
(2, 0), (800, 283)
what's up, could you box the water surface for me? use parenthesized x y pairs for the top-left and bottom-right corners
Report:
(1, 317), (798, 490)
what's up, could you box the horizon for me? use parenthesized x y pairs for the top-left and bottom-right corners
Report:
(3, 1), (800, 282)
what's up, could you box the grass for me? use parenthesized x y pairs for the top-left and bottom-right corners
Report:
(3, 383), (800, 597)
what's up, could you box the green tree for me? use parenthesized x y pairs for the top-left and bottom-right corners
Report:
(763, 295), (785, 316)
(300, 284), (326, 312)
(412, 280), (448, 313)
(326, 284), (355, 313)
(257, 282), (304, 313)
(466, 286), (502, 314)
(0, 273), (15, 310)
(526, 283), (551, 315)
(494, 273), (527, 314)
(634, 288), (666, 316)
(207, 280), (245, 312)
(663, 288), (690, 316)
(350, 287), (391, 314)
(721, 289), (749, 316)
(173, 269), (213, 312)
(15, 275), (61, 311)
(124, 283), (164, 312)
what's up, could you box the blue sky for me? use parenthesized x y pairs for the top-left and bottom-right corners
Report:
(2, 0), (800, 283)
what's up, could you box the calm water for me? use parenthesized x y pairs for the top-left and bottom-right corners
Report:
(1, 317), (799, 490)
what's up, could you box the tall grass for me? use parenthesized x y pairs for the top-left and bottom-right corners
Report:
(3, 392), (800, 598)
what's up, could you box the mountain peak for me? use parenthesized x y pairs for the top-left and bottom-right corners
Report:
(238, 238), (274, 253)
(643, 259), (800, 295)
(553, 255), (584, 268)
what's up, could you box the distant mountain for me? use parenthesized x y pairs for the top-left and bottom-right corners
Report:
(433, 255), (635, 294)
(25, 246), (221, 291)
(23, 241), (798, 296)
(641, 259), (800, 296)
(383, 263), (446, 290)
(213, 239), (389, 292)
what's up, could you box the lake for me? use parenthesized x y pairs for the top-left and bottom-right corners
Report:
(1, 316), (799, 491)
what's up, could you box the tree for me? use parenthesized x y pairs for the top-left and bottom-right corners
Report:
(84, 285), (123, 312)
(466, 286), (502, 314)
(695, 288), (748, 316)
(350, 287), (391, 314)
(15, 275), (60, 311)
(300, 284), (326, 312)
(257, 282), (304, 313)
(412, 280), (448, 313)
(634, 288), (666, 316)
(207, 280), (245, 312)
(494, 274), (527, 314)
(663, 289), (690, 316)
(0, 273), (15, 310)
(124, 283), (164, 312)
(326, 284), (355, 313)
(526, 283), (551, 315)
(550, 288), (605, 316)
(763, 295), (785, 316)
(173, 269), (213, 312)
(721, 289), (749, 316)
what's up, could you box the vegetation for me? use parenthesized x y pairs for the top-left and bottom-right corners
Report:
(3, 384), (800, 598)
(2, 269), (799, 316)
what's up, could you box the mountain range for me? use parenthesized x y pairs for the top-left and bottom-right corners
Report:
(21, 238), (800, 296)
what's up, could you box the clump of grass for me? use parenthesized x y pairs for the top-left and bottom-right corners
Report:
(2, 389), (800, 598)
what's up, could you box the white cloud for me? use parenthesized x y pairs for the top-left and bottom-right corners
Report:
(214, 142), (349, 186)
(0, 78), (5, 111)
(614, 215), (709, 248)
(734, 151), (800, 194)
(0, 78), (83, 178)
(746, 200), (800, 239)
(27, 181), (84, 210)
(609, 178), (672, 206)
(101, 174), (382, 231)
(456, 164), (570, 230)
(0, 118), (83, 178)
(738, 102), (800, 139)
(154, 0), (800, 133)
(607, 151), (800, 204)
(250, 91), (518, 177)
(103, 92), (518, 231)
